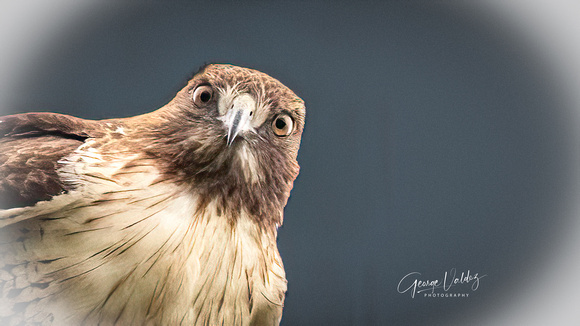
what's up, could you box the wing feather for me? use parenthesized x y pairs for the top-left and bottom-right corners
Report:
(0, 112), (103, 209)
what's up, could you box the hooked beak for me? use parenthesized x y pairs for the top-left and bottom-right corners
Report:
(221, 93), (255, 146)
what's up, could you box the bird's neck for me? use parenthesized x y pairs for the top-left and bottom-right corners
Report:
(129, 117), (298, 228)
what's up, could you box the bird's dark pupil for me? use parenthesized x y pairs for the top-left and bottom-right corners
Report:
(200, 91), (211, 102)
(275, 118), (286, 129)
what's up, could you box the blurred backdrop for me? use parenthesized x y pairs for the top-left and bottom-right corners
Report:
(0, 1), (578, 325)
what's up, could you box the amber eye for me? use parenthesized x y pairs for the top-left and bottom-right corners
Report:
(192, 85), (213, 106)
(272, 114), (294, 137)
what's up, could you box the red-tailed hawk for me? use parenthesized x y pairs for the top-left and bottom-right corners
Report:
(0, 64), (305, 325)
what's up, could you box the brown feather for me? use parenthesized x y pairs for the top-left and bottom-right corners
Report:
(0, 113), (106, 209)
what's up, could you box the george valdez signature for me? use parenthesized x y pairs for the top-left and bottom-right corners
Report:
(397, 268), (487, 298)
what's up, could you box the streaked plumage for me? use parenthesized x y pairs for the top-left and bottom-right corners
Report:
(0, 64), (305, 325)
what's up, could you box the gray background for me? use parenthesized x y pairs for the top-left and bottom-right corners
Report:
(1, 1), (575, 325)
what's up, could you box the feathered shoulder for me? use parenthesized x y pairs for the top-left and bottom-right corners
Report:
(0, 112), (104, 209)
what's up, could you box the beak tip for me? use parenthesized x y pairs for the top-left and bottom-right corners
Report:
(225, 109), (244, 146)
(223, 100), (255, 146)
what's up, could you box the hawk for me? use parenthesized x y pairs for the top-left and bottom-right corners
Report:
(0, 64), (305, 325)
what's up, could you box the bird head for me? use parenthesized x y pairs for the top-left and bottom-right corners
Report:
(187, 64), (304, 153)
(141, 64), (306, 225)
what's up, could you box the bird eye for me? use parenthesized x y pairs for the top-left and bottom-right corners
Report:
(272, 114), (294, 137)
(192, 85), (213, 106)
